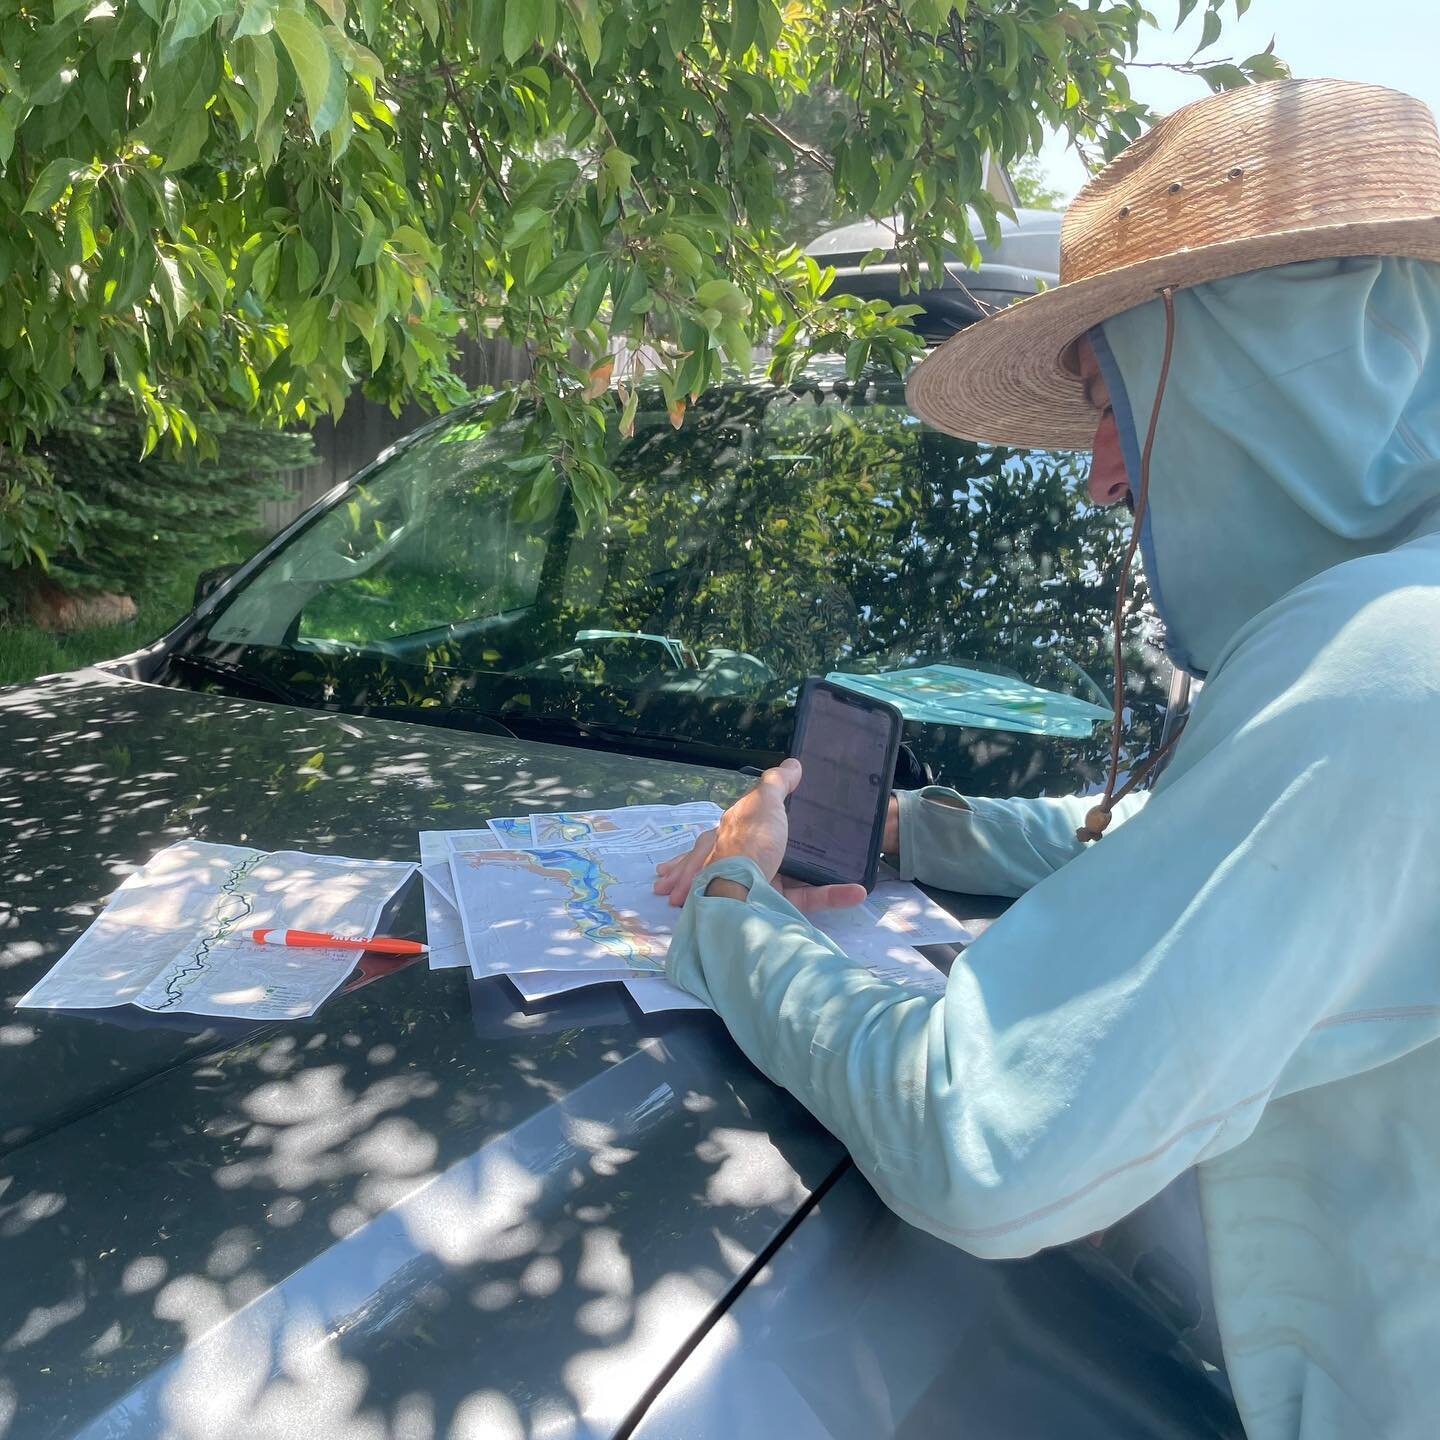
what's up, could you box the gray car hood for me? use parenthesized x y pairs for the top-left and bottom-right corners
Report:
(0, 672), (844, 1440)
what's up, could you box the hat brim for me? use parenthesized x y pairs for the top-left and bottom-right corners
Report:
(905, 216), (1440, 450)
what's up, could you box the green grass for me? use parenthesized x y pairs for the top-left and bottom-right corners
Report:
(0, 532), (264, 688)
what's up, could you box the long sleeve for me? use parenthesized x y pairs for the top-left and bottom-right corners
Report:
(667, 553), (1440, 1260)
(895, 785), (1149, 897)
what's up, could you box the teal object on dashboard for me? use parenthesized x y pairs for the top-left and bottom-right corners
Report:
(825, 664), (1111, 738)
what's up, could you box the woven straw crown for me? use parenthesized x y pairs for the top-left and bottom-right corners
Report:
(907, 79), (1440, 449)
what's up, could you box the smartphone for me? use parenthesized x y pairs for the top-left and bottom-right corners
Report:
(781, 678), (903, 892)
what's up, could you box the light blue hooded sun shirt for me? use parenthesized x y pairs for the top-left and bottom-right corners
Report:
(668, 256), (1440, 1440)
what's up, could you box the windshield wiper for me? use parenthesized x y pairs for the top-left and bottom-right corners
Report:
(345, 700), (519, 742)
(168, 652), (311, 707)
(516, 713), (690, 746)
(509, 712), (772, 770)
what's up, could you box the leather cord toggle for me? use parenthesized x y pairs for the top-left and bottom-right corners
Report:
(1078, 285), (1185, 844)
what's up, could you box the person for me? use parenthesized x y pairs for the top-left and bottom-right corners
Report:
(653, 78), (1440, 1440)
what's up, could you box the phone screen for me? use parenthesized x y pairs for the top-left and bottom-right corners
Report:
(785, 684), (897, 885)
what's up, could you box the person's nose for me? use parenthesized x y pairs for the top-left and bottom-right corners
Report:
(1086, 466), (1131, 506)
(1086, 409), (1131, 507)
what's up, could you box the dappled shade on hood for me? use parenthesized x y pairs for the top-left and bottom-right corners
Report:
(1093, 256), (1440, 677)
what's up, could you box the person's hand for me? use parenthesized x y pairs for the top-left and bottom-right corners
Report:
(883, 794), (899, 856)
(653, 758), (868, 914)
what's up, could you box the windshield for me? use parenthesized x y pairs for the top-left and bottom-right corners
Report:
(185, 372), (1167, 795)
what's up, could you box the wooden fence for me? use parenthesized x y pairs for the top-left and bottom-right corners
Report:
(259, 336), (531, 534)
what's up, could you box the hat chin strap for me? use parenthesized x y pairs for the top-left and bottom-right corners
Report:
(1077, 286), (1187, 844)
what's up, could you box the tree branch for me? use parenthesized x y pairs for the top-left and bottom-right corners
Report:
(757, 113), (834, 173)
(438, 67), (511, 207)
(549, 52), (653, 215)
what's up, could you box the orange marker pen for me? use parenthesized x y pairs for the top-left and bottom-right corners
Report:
(251, 929), (428, 956)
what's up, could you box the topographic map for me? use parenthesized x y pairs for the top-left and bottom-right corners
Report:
(20, 840), (416, 1019)
(530, 812), (624, 846)
(528, 801), (720, 848)
(450, 845), (679, 977)
(430, 801), (965, 1012)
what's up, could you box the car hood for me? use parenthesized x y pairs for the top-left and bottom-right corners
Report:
(0, 671), (844, 1440)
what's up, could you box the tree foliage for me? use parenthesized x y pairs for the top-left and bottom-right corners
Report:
(0, 0), (1281, 568)
(1010, 154), (1067, 211)
(33, 400), (311, 600)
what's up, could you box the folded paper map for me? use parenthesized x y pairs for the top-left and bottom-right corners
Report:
(19, 840), (415, 1020)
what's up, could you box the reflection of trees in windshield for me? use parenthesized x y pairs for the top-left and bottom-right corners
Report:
(181, 377), (1168, 798)
(601, 382), (1148, 694)
(577, 379), (1165, 772)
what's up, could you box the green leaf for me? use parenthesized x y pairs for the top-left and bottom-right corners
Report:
(272, 9), (334, 137)
(1197, 6), (1222, 52)
(844, 337), (866, 380)
(609, 263), (648, 330)
(1024, 19), (1065, 66)
(572, 261), (610, 326)
(656, 231), (703, 280)
(618, 383), (639, 437)
(526, 249), (589, 294)
(368, 318), (388, 372)
(1242, 50), (1286, 78)
(597, 146), (636, 204)
(667, 0), (701, 52)
(357, 210), (385, 265)
(162, 102), (210, 171)
(23, 158), (84, 214)
(65, 178), (98, 260)
(242, 32), (280, 131)
(169, 0), (228, 44)
(295, 236), (320, 289)
(76, 326), (105, 388)
(1198, 61), (1247, 89)
(730, 0), (758, 59)
(469, 0), (503, 60)
(503, 0), (539, 62)
(1176, 0), (1200, 26)
(315, 30), (351, 134)
(694, 277), (749, 320)
(756, 0), (781, 48)
(995, 14), (1020, 78)
(251, 241), (280, 296)
(567, 0), (602, 66)
(413, 0), (439, 39)
(154, 251), (194, 330)
(0, 103), (16, 169)
(717, 317), (752, 374)
(234, 0), (274, 37)
(503, 205), (550, 248)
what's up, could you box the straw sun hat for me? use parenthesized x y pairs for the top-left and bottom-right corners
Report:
(906, 78), (1440, 450)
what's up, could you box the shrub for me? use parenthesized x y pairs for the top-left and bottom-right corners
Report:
(31, 402), (313, 602)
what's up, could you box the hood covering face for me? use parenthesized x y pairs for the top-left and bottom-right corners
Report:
(1090, 256), (1440, 677)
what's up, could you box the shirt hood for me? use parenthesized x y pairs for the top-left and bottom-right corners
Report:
(1091, 256), (1440, 677)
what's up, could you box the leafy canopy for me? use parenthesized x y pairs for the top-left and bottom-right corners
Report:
(0, 0), (1280, 563)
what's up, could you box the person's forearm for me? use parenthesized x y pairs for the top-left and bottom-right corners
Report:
(894, 786), (1150, 896)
